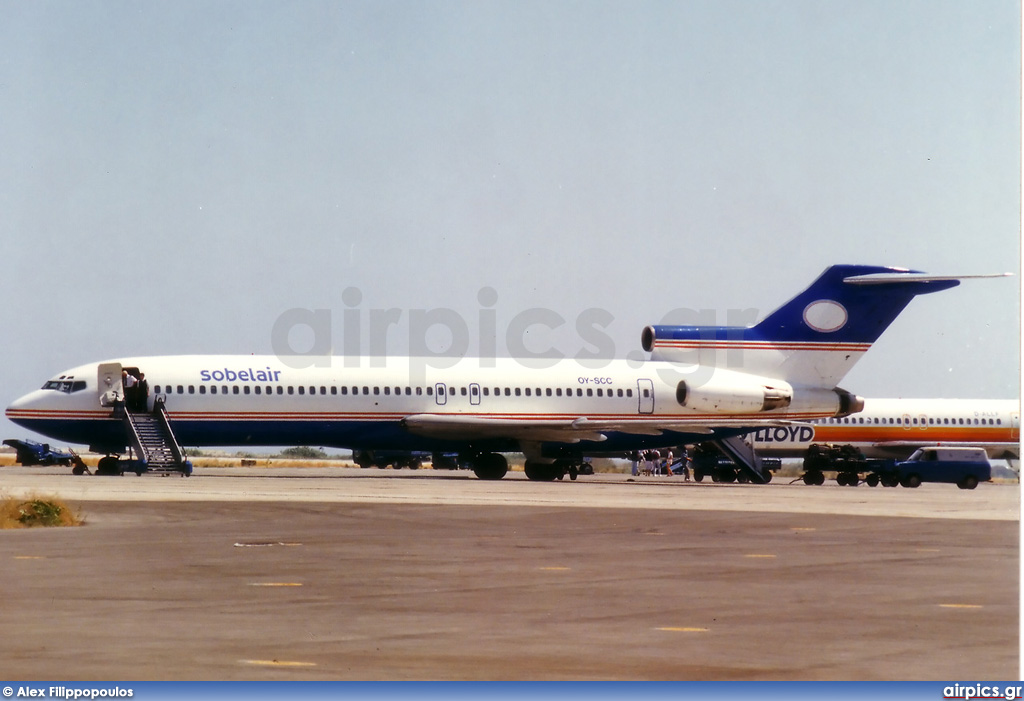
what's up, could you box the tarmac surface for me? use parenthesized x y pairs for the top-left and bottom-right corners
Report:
(0, 467), (1018, 680)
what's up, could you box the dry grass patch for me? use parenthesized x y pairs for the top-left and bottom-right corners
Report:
(0, 495), (83, 529)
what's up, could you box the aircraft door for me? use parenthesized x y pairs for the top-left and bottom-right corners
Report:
(469, 383), (481, 406)
(435, 383), (447, 406)
(98, 362), (123, 407)
(637, 379), (654, 414)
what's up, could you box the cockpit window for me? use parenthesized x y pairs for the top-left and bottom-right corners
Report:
(41, 380), (87, 393)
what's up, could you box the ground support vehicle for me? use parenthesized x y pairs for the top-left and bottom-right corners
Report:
(801, 444), (991, 489)
(3, 438), (76, 466)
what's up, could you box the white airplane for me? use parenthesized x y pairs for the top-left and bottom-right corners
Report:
(750, 397), (1020, 465)
(5, 265), (1005, 480)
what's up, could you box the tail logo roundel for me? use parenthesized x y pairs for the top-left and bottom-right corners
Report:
(802, 300), (848, 333)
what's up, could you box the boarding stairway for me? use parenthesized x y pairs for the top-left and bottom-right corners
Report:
(712, 434), (771, 484)
(123, 399), (191, 475)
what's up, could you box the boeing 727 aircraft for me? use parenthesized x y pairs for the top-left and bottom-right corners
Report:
(5, 265), (1004, 480)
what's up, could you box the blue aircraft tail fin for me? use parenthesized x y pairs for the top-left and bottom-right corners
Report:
(641, 264), (1002, 386)
(750, 264), (959, 345)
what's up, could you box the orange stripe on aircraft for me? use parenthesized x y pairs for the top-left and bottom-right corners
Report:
(811, 426), (1016, 443)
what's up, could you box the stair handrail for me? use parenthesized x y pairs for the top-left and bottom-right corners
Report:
(154, 397), (187, 465)
(121, 410), (149, 465)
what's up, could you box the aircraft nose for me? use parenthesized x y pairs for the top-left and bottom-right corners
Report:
(6, 390), (44, 428)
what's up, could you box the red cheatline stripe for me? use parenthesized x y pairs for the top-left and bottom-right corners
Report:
(654, 340), (871, 351)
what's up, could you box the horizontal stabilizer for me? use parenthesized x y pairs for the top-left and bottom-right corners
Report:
(844, 272), (1013, 285)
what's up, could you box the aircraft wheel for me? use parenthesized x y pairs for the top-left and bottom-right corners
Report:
(473, 453), (508, 480)
(96, 456), (122, 476)
(524, 460), (559, 481)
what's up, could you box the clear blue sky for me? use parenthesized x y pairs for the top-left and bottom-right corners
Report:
(1, 1), (1019, 445)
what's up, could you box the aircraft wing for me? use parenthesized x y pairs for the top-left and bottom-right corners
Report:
(401, 414), (806, 444)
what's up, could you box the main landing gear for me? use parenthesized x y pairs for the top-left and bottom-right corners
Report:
(468, 452), (509, 480)
(523, 459), (586, 482)
(464, 454), (588, 481)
